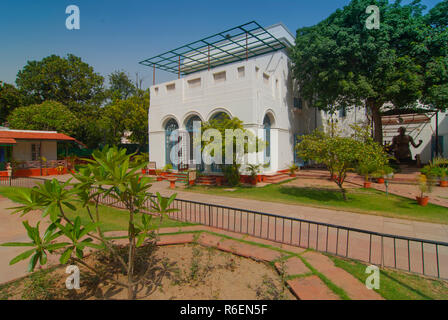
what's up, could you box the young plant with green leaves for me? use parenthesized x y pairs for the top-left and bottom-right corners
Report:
(297, 124), (389, 200)
(0, 146), (178, 299)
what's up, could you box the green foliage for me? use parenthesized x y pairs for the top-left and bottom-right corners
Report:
(288, 163), (299, 174)
(107, 70), (136, 100)
(296, 124), (389, 199)
(291, 0), (448, 143)
(0, 146), (178, 299)
(421, 157), (448, 180)
(7, 101), (78, 136)
(100, 91), (149, 147)
(247, 164), (261, 178)
(0, 81), (23, 124)
(223, 164), (241, 187)
(16, 54), (104, 111)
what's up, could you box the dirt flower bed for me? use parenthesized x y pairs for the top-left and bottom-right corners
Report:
(0, 244), (296, 300)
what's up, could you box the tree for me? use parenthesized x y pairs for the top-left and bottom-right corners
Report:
(201, 115), (263, 186)
(16, 54), (105, 114)
(0, 146), (178, 299)
(100, 91), (149, 148)
(0, 81), (22, 124)
(420, 1), (448, 110)
(296, 123), (389, 200)
(291, 0), (445, 144)
(7, 101), (78, 136)
(107, 71), (137, 101)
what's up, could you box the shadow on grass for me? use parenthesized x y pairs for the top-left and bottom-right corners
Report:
(278, 186), (345, 202)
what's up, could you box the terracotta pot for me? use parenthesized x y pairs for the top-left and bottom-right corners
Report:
(257, 175), (262, 183)
(363, 181), (371, 188)
(376, 178), (385, 184)
(416, 196), (429, 206)
(169, 179), (176, 189)
(440, 180), (448, 187)
(216, 176), (223, 186)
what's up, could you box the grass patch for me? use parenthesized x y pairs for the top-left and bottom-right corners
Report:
(185, 184), (448, 224)
(0, 186), (193, 232)
(328, 255), (448, 300)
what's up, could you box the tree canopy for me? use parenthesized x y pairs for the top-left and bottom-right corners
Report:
(107, 71), (137, 101)
(16, 54), (105, 115)
(100, 91), (149, 148)
(7, 101), (78, 136)
(0, 81), (22, 124)
(291, 0), (448, 143)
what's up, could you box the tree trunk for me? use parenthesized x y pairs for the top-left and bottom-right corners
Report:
(127, 207), (136, 299)
(368, 99), (383, 145)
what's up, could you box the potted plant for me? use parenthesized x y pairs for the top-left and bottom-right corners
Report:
(416, 174), (433, 206)
(56, 165), (65, 175)
(162, 164), (173, 176)
(373, 165), (394, 184)
(155, 169), (163, 181)
(247, 164), (261, 185)
(288, 163), (299, 177)
(437, 167), (448, 187)
(358, 163), (375, 188)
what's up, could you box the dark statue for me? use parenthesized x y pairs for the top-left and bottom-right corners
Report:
(390, 127), (422, 163)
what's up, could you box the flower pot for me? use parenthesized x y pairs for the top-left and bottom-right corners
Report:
(189, 180), (195, 186)
(376, 178), (385, 184)
(416, 196), (429, 206)
(216, 176), (223, 186)
(257, 175), (262, 183)
(440, 180), (448, 187)
(262, 175), (266, 182)
(251, 177), (257, 185)
(363, 181), (371, 188)
(156, 176), (163, 182)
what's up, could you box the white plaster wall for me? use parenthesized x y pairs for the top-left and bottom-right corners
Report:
(12, 140), (57, 161)
(383, 111), (448, 163)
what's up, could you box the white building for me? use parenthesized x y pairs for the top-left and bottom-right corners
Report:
(142, 22), (369, 174)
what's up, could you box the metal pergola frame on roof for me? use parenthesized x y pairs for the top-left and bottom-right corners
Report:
(139, 21), (287, 78)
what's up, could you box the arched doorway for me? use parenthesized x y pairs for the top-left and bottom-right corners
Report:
(209, 111), (231, 172)
(210, 111), (230, 121)
(263, 114), (271, 166)
(165, 118), (179, 170)
(185, 115), (202, 171)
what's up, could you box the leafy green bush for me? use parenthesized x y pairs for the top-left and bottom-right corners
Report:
(223, 164), (241, 186)
(0, 146), (178, 299)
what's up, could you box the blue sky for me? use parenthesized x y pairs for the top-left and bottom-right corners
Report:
(0, 0), (441, 88)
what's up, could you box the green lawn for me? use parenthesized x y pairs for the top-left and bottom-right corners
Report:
(185, 183), (448, 224)
(0, 186), (192, 232)
(329, 255), (448, 300)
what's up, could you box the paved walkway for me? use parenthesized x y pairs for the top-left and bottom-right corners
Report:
(149, 180), (448, 243)
(0, 196), (55, 283)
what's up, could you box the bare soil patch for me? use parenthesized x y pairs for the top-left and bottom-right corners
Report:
(0, 244), (296, 300)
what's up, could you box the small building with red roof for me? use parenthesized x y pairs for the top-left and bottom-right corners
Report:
(0, 128), (80, 177)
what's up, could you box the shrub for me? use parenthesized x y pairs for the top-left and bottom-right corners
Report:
(0, 146), (178, 299)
